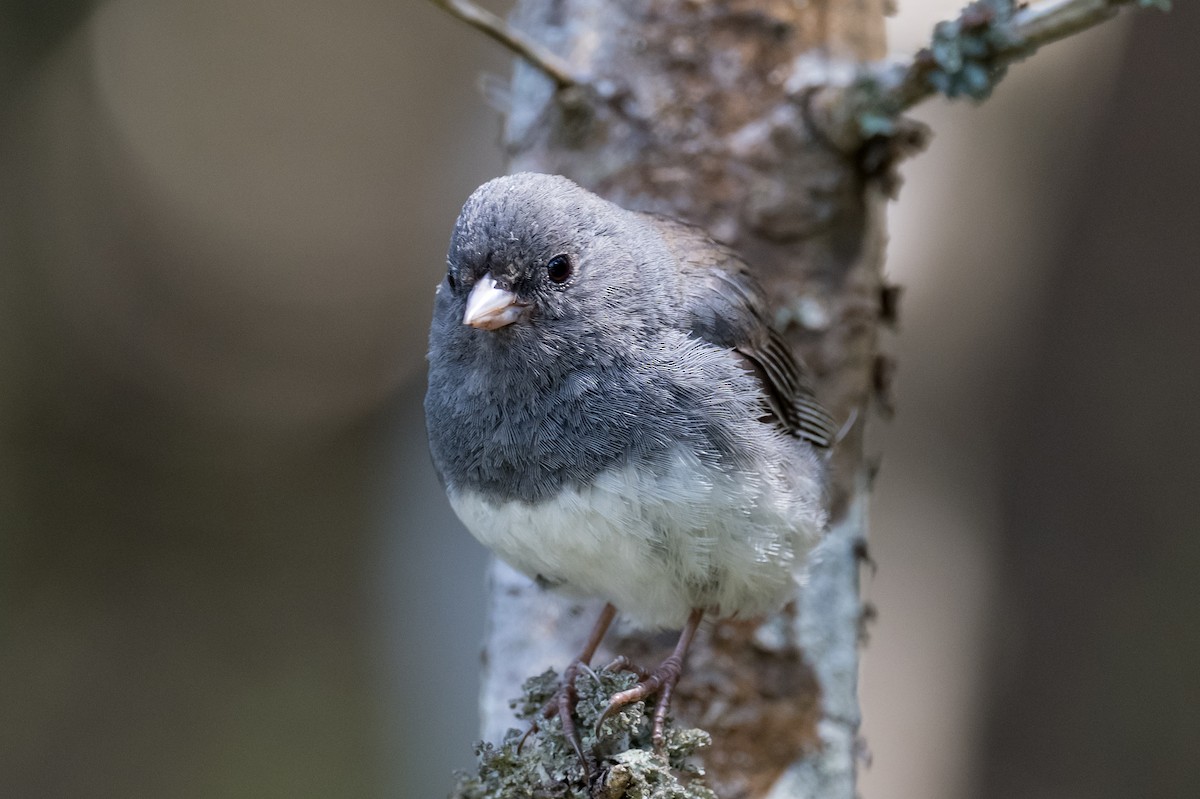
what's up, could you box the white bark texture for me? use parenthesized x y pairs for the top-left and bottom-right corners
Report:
(477, 3), (889, 798)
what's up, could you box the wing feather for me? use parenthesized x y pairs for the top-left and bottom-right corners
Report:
(647, 214), (835, 448)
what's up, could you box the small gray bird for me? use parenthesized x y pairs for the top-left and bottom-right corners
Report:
(425, 173), (833, 757)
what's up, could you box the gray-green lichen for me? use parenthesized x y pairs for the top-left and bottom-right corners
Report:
(923, 0), (1021, 101)
(848, 0), (1173, 145)
(451, 667), (717, 799)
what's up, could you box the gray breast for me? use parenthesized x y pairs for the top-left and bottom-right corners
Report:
(425, 330), (745, 505)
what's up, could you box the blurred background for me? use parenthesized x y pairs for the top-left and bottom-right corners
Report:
(0, 1), (1195, 797)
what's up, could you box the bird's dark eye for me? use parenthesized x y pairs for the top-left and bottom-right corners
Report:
(446, 271), (457, 291)
(546, 254), (572, 284)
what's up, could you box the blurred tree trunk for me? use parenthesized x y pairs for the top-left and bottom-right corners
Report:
(479, 2), (889, 797)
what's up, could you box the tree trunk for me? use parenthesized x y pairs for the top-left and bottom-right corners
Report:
(478, 3), (889, 797)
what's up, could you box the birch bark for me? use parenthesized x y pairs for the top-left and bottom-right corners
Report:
(478, 3), (889, 797)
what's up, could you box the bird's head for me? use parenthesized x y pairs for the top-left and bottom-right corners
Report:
(439, 173), (674, 339)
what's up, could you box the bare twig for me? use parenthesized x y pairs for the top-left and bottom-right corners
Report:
(429, 0), (584, 89)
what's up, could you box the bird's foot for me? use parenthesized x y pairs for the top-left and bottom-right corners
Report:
(517, 603), (620, 779)
(600, 655), (649, 679)
(554, 657), (591, 770)
(517, 657), (596, 775)
(517, 656), (649, 781)
(595, 652), (685, 751)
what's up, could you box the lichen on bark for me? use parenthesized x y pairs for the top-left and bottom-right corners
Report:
(452, 666), (718, 799)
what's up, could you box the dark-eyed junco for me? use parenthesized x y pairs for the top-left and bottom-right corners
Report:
(425, 172), (832, 758)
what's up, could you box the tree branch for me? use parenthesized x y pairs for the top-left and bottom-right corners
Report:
(428, 0), (584, 90)
(815, 0), (1168, 148)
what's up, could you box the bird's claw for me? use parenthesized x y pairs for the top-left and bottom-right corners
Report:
(515, 719), (541, 754)
(595, 653), (684, 750)
(600, 655), (649, 679)
(516, 658), (592, 775)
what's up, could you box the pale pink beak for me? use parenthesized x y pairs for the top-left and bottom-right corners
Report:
(463, 274), (529, 330)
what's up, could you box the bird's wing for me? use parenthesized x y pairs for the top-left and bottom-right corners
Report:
(648, 214), (835, 448)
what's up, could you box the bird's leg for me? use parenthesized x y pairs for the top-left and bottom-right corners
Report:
(596, 608), (704, 750)
(555, 602), (617, 764)
(519, 602), (617, 767)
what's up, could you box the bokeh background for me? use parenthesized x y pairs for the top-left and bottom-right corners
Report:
(1, 2), (1195, 798)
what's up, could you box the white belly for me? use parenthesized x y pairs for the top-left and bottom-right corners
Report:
(448, 446), (825, 629)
